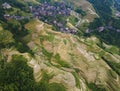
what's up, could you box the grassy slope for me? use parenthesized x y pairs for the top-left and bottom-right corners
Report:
(64, 0), (98, 21)
(24, 19), (120, 91)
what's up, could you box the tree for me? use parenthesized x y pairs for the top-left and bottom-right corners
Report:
(7, 20), (22, 32)
(0, 30), (14, 46)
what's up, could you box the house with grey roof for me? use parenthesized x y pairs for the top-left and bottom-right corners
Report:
(2, 2), (12, 9)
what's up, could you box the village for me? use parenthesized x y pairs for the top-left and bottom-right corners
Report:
(2, 2), (77, 34)
(2, 2), (31, 20)
(86, 26), (120, 33)
(30, 2), (77, 34)
(1, 2), (120, 34)
(31, 2), (71, 18)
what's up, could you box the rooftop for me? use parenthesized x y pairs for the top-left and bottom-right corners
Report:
(2, 2), (12, 9)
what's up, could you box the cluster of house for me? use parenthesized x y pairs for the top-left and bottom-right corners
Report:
(3, 14), (31, 20)
(86, 26), (120, 33)
(30, 2), (77, 34)
(52, 20), (77, 34)
(115, 11), (120, 17)
(30, 2), (71, 18)
(1, 2), (30, 20)
(2, 2), (77, 34)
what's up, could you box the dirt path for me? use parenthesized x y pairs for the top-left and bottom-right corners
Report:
(36, 22), (44, 32)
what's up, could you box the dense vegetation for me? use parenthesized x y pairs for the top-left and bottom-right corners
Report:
(0, 0), (30, 11)
(0, 29), (14, 48)
(0, 0), (34, 54)
(88, 26), (120, 48)
(87, 0), (120, 48)
(0, 55), (36, 91)
(75, 7), (86, 17)
(87, 0), (112, 24)
(102, 57), (120, 76)
(115, 0), (120, 11)
(87, 83), (106, 91)
(0, 55), (66, 91)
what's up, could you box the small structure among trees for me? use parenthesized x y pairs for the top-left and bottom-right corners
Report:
(2, 2), (12, 9)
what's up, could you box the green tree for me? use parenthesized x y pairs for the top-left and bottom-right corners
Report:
(0, 30), (14, 46)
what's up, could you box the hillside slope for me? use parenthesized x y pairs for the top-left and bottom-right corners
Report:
(64, 0), (98, 21)
(24, 19), (120, 91)
(0, 0), (120, 91)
